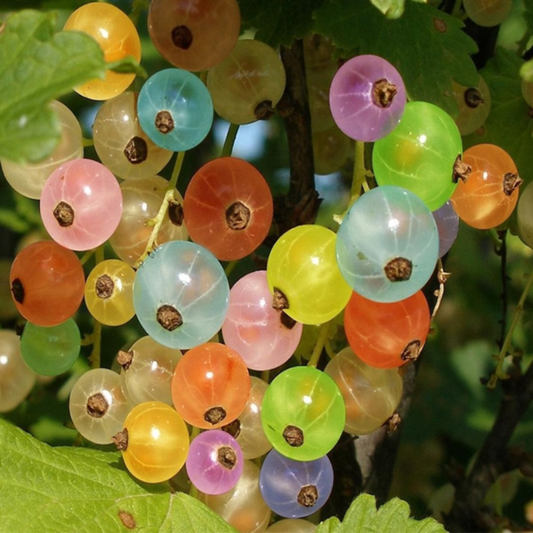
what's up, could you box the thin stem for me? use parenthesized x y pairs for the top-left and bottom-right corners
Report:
(134, 153), (185, 267)
(431, 259), (451, 322)
(190, 425), (201, 442)
(308, 320), (332, 368)
(451, 0), (463, 18)
(168, 151), (185, 190)
(221, 123), (239, 158)
(350, 141), (367, 205)
(199, 70), (208, 85)
(260, 370), (270, 383)
(79, 249), (95, 266)
(88, 321), (102, 369)
(95, 244), (104, 264)
(488, 270), (533, 388)
(324, 339), (336, 360)
(82, 138), (94, 148)
(224, 260), (238, 277)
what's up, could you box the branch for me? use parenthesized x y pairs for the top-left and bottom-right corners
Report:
(445, 360), (533, 532)
(356, 362), (419, 504)
(274, 39), (321, 236)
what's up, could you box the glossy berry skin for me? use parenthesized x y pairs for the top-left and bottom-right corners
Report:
(313, 126), (352, 176)
(261, 366), (345, 461)
(10, 241), (85, 327)
(450, 144), (520, 230)
(207, 40), (286, 125)
(184, 157), (273, 261)
(1, 100), (83, 199)
(432, 201), (459, 258)
(69, 368), (130, 444)
(133, 241), (229, 349)
(0, 330), (36, 413)
(84, 260), (136, 326)
(197, 460), (272, 533)
(373, 101), (463, 211)
(171, 342), (250, 429)
(93, 92), (173, 180)
(452, 77), (491, 136)
(222, 271), (303, 371)
(121, 401), (189, 483)
(325, 347), (403, 435)
(120, 336), (182, 406)
(222, 376), (272, 460)
(266, 519), (317, 533)
(267, 225), (352, 325)
(186, 430), (244, 494)
(63, 3), (141, 100)
(329, 54), (406, 142)
(463, 0), (512, 27)
(259, 450), (334, 519)
(344, 290), (431, 369)
(336, 186), (439, 303)
(148, 0), (240, 72)
(518, 181), (533, 249)
(110, 176), (187, 266)
(40, 159), (123, 251)
(20, 319), (81, 377)
(137, 69), (213, 152)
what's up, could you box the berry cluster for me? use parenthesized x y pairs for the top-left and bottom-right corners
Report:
(0, 1), (524, 532)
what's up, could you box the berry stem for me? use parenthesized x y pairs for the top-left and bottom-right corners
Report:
(221, 123), (239, 157)
(82, 137), (93, 148)
(488, 270), (533, 388)
(350, 141), (369, 204)
(308, 319), (333, 368)
(134, 152), (185, 267)
(168, 151), (185, 191)
(79, 249), (95, 266)
(224, 260), (238, 277)
(88, 320), (102, 369)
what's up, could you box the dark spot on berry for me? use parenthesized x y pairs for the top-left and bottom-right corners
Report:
(221, 418), (241, 439)
(226, 201), (250, 230)
(87, 392), (109, 418)
(272, 288), (289, 312)
(168, 202), (184, 226)
(155, 111), (174, 134)
(283, 425), (304, 447)
(217, 445), (237, 469)
(95, 274), (114, 299)
(124, 136), (148, 164)
(204, 406), (227, 425)
(298, 484), (318, 507)
(156, 305), (183, 331)
(401, 339), (422, 361)
(11, 278), (24, 304)
(255, 100), (275, 121)
(384, 257), (412, 282)
(171, 25), (193, 50)
(53, 201), (74, 227)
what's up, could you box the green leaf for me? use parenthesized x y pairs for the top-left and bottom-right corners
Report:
(370, 0), (405, 19)
(0, 208), (31, 233)
(0, 418), (237, 533)
(463, 47), (533, 188)
(0, 10), (105, 164)
(107, 55), (148, 78)
(314, 0), (479, 115)
(320, 494), (448, 532)
(238, 0), (324, 48)
(316, 516), (341, 533)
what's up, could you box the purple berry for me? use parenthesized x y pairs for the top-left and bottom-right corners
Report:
(186, 429), (243, 495)
(329, 54), (406, 142)
(259, 449), (334, 518)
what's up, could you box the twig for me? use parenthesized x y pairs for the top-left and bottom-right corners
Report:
(274, 40), (321, 237)
(445, 359), (533, 532)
